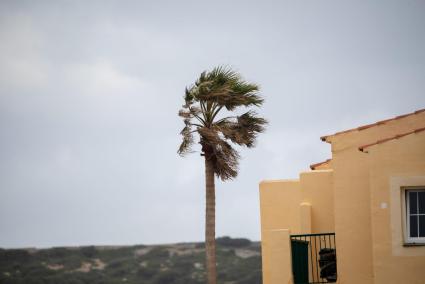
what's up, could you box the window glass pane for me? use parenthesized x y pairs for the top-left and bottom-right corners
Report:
(418, 191), (425, 214)
(409, 191), (418, 214)
(410, 216), (418, 238)
(420, 216), (425, 237)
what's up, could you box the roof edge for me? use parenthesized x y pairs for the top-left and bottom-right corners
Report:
(310, 159), (332, 170)
(358, 127), (425, 153)
(321, 108), (425, 142)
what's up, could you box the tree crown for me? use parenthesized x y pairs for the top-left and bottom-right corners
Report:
(178, 66), (267, 180)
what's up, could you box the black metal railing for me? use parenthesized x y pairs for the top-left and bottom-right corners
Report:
(290, 233), (337, 284)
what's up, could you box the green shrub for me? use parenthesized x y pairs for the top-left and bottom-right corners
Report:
(216, 237), (251, 247)
(137, 266), (156, 279)
(80, 246), (97, 258)
(150, 270), (179, 284)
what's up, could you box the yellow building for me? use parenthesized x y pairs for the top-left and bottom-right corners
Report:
(259, 109), (425, 284)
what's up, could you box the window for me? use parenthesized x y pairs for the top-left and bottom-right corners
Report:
(405, 188), (425, 244)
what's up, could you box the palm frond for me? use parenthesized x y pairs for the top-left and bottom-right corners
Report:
(215, 111), (267, 148)
(178, 109), (191, 119)
(177, 123), (194, 156)
(207, 66), (239, 85)
(186, 67), (264, 110)
(184, 87), (195, 107)
(198, 127), (240, 180)
(213, 139), (239, 180)
(189, 106), (201, 116)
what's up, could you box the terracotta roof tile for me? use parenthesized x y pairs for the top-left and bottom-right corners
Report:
(321, 108), (425, 142)
(358, 127), (425, 152)
(310, 159), (331, 170)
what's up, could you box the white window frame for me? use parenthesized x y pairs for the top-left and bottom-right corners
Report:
(402, 187), (425, 244)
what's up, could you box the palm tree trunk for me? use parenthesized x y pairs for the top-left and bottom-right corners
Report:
(205, 157), (217, 284)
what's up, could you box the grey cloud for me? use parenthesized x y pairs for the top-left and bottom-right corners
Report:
(1, 0), (425, 248)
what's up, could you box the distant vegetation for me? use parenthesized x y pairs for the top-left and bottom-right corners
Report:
(0, 237), (261, 284)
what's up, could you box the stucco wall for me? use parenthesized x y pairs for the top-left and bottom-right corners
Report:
(259, 180), (300, 284)
(331, 148), (375, 284)
(367, 131), (425, 284)
(259, 180), (301, 235)
(300, 170), (334, 233)
(259, 171), (334, 284)
(327, 111), (425, 284)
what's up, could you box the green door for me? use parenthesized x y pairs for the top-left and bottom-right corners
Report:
(291, 239), (309, 284)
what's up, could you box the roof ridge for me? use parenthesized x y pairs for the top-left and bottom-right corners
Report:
(358, 126), (425, 152)
(321, 108), (425, 142)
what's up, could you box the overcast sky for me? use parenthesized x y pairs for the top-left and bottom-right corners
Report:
(1, 0), (425, 248)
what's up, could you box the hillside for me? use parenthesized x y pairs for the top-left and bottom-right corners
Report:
(0, 237), (262, 284)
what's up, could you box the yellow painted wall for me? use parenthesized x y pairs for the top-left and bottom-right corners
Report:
(267, 229), (294, 284)
(328, 111), (425, 284)
(259, 171), (335, 237)
(259, 179), (301, 235)
(259, 171), (334, 283)
(367, 131), (425, 284)
(259, 180), (300, 284)
(331, 148), (374, 283)
(300, 170), (334, 233)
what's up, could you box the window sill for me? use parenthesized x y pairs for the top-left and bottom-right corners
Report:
(403, 242), (425, 247)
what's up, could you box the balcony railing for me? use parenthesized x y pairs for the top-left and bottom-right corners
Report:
(290, 233), (337, 284)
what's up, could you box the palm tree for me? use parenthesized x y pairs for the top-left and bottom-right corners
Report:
(178, 66), (267, 284)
